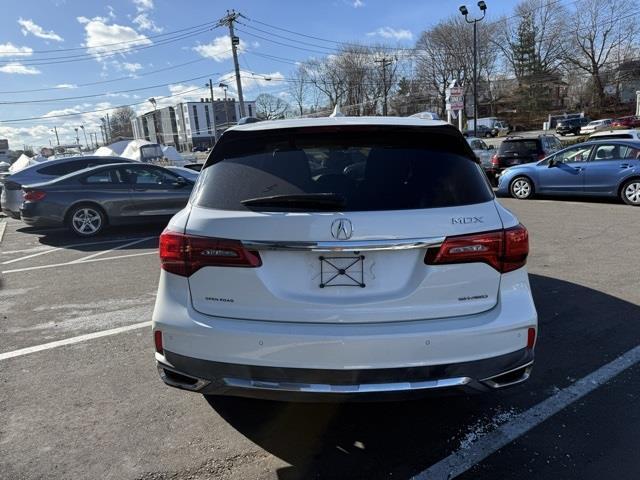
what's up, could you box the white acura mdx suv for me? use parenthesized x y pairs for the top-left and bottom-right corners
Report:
(152, 117), (537, 400)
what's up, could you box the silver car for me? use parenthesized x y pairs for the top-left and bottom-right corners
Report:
(1, 156), (133, 219)
(466, 136), (494, 171)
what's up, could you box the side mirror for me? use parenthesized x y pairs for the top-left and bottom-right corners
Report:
(548, 159), (557, 167)
(172, 176), (188, 188)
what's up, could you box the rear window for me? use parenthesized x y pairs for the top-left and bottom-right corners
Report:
(192, 127), (492, 212)
(498, 140), (540, 155)
(37, 159), (118, 176)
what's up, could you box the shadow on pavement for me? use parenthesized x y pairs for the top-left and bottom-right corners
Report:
(15, 223), (165, 251)
(205, 274), (640, 480)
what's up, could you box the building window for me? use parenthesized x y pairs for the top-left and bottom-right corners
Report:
(205, 105), (212, 134)
(248, 104), (252, 116)
(192, 105), (200, 135)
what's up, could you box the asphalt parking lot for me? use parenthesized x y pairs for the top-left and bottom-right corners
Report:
(1, 197), (639, 480)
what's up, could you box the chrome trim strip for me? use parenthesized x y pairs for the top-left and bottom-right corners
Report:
(480, 361), (534, 389)
(241, 237), (445, 252)
(222, 376), (471, 393)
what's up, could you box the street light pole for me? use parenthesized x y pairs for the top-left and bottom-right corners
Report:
(80, 125), (89, 151)
(460, 1), (487, 139)
(207, 80), (219, 144)
(219, 83), (231, 128)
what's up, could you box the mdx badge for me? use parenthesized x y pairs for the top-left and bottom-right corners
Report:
(331, 218), (353, 240)
(451, 216), (484, 225)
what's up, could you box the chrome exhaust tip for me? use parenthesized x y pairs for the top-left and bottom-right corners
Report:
(157, 364), (210, 391)
(480, 362), (533, 389)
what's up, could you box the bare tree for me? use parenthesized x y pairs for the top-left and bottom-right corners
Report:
(255, 93), (291, 120)
(564, 0), (639, 110)
(109, 106), (136, 139)
(288, 64), (309, 116)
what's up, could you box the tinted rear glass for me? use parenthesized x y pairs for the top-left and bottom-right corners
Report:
(192, 127), (492, 212)
(498, 140), (540, 155)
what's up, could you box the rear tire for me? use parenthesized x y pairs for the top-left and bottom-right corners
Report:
(621, 179), (640, 206)
(510, 177), (534, 200)
(67, 204), (107, 236)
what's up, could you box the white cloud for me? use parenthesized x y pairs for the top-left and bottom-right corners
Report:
(55, 83), (78, 89)
(122, 62), (142, 72)
(193, 36), (246, 62)
(133, 13), (163, 32)
(133, 0), (153, 12)
(0, 42), (33, 58)
(18, 18), (64, 42)
(0, 62), (41, 75)
(77, 16), (151, 60)
(107, 6), (116, 19)
(352, 0), (365, 7)
(366, 26), (413, 40)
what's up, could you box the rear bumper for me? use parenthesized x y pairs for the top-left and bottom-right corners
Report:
(156, 348), (534, 401)
(20, 203), (62, 228)
(153, 267), (537, 400)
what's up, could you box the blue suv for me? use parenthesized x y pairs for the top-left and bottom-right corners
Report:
(497, 140), (640, 206)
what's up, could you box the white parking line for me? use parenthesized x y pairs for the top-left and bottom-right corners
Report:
(2, 250), (157, 274)
(68, 236), (156, 264)
(0, 321), (152, 361)
(0, 220), (6, 244)
(2, 236), (158, 265)
(412, 343), (640, 480)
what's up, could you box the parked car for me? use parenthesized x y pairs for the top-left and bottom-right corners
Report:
(497, 140), (640, 205)
(466, 136), (494, 175)
(464, 125), (494, 138)
(467, 117), (510, 136)
(152, 116), (537, 401)
(191, 145), (209, 153)
(611, 116), (640, 128)
(579, 119), (613, 135)
(590, 129), (640, 141)
(556, 117), (590, 136)
(1, 156), (135, 219)
(488, 135), (563, 186)
(20, 163), (194, 236)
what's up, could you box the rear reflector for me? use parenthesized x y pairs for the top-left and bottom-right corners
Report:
(159, 229), (262, 277)
(23, 190), (46, 202)
(154, 330), (163, 354)
(425, 224), (529, 273)
(527, 327), (536, 349)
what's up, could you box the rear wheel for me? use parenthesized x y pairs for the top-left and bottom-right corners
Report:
(510, 177), (534, 200)
(621, 179), (640, 206)
(68, 204), (106, 236)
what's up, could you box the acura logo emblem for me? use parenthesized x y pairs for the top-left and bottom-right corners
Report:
(331, 218), (353, 240)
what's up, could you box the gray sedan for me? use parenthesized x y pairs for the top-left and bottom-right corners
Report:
(20, 163), (194, 236)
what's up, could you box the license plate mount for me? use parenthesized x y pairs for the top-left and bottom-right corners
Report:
(319, 255), (365, 288)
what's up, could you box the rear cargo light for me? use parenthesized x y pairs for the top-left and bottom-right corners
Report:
(154, 330), (163, 354)
(159, 229), (262, 277)
(23, 190), (46, 202)
(491, 154), (499, 166)
(527, 327), (536, 349)
(425, 224), (529, 273)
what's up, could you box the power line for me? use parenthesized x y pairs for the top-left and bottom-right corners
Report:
(0, 20), (217, 56)
(0, 26), (215, 67)
(0, 86), (208, 124)
(0, 58), (211, 95)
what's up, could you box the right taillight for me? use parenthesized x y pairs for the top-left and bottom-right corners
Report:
(159, 229), (262, 277)
(425, 224), (529, 273)
(491, 154), (499, 166)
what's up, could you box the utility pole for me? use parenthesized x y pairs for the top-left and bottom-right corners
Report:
(80, 125), (89, 150)
(219, 83), (231, 127)
(207, 80), (219, 143)
(106, 113), (112, 142)
(74, 127), (80, 148)
(218, 10), (245, 118)
(374, 56), (393, 116)
(100, 124), (106, 145)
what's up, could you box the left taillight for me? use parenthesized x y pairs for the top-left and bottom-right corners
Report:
(425, 224), (529, 273)
(159, 229), (262, 277)
(23, 190), (46, 202)
(154, 330), (163, 354)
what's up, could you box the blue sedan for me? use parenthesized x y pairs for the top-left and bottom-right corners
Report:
(497, 140), (640, 206)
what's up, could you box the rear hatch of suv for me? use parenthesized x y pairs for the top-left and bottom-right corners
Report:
(495, 138), (543, 168)
(178, 124), (514, 324)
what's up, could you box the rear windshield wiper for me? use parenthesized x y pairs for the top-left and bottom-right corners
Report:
(241, 193), (346, 210)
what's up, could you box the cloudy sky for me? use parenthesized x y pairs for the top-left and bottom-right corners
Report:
(0, 0), (515, 149)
